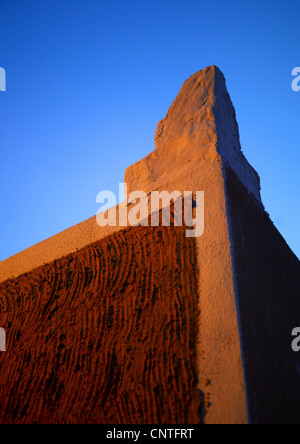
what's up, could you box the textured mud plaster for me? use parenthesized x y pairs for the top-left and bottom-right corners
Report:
(0, 65), (251, 424)
(124, 66), (251, 424)
(0, 222), (202, 424)
(1, 66), (297, 424)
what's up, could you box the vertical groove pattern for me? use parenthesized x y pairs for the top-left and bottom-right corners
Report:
(0, 222), (201, 424)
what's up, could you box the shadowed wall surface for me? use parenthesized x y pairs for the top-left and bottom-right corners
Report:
(226, 167), (300, 424)
(0, 222), (201, 424)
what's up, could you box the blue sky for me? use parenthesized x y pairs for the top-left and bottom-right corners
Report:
(0, 0), (299, 260)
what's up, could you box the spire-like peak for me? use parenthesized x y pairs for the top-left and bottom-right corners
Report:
(155, 65), (240, 158)
(126, 66), (261, 203)
(155, 65), (223, 152)
(155, 66), (225, 148)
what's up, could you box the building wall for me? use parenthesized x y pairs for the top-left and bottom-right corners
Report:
(0, 222), (201, 424)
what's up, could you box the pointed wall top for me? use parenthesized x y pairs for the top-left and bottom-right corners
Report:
(127, 66), (261, 203)
(155, 65), (240, 158)
(155, 65), (224, 152)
